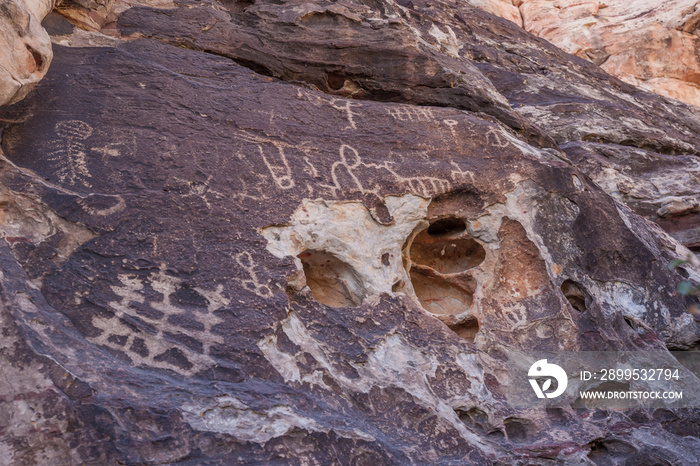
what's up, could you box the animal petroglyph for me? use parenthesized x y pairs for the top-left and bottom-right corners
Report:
(320, 143), (456, 198)
(236, 251), (274, 298)
(47, 120), (94, 186)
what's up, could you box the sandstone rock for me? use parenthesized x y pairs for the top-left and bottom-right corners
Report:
(0, 0), (55, 105)
(514, 0), (700, 108)
(113, 0), (700, 248)
(0, 0), (700, 463)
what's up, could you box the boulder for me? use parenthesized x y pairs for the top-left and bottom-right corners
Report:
(0, 0), (54, 106)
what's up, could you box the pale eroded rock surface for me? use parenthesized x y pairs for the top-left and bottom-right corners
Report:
(0, 0), (55, 105)
(478, 0), (700, 108)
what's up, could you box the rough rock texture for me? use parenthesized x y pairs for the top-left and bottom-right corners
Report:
(0, 0), (699, 464)
(520, 0), (700, 108)
(479, 0), (700, 109)
(0, 0), (55, 105)
(111, 0), (700, 249)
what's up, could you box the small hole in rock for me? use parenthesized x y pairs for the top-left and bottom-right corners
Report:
(392, 280), (403, 293)
(449, 317), (479, 343)
(487, 429), (505, 440)
(587, 439), (637, 462)
(410, 270), (473, 315)
(327, 73), (346, 91)
(504, 417), (535, 443)
(623, 316), (639, 332)
(381, 253), (390, 266)
(456, 407), (488, 432)
(561, 279), (587, 312)
(427, 217), (467, 237)
(298, 250), (366, 308)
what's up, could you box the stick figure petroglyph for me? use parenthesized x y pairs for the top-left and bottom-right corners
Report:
(236, 251), (274, 298)
(295, 89), (363, 131)
(329, 99), (362, 130)
(443, 119), (458, 137)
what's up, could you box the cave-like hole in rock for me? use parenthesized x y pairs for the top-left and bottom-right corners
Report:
(561, 279), (587, 312)
(298, 250), (366, 308)
(503, 417), (535, 443)
(409, 223), (485, 275)
(410, 270), (473, 315)
(449, 317), (480, 343)
(427, 217), (467, 237)
(327, 73), (346, 90)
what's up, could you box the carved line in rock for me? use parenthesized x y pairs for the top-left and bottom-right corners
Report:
(236, 127), (480, 200)
(90, 267), (230, 376)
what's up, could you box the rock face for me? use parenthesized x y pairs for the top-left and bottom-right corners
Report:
(0, 0), (699, 464)
(0, 0), (54, 106)
(480, 0), (700, 109)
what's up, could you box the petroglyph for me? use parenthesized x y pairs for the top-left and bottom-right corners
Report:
(78, 195), (126, 216)
(485, 127), (512, 148)
(237, 130), (297, 190)
(236, 251), (274, 298)
(404, 177), (452, 197)
(387, 106), (435, 122)
(46, 120), (94, 186)
(329, 144), (366, 195)
(329, 99), (362, 130)
(295, 89), (363, 130)
(89, 268), (229, 375)
(320, 143), (455, 198)
(449, 161), (476, 185)
(443, 119), (458, 137)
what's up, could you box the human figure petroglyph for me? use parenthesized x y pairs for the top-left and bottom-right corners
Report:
(443, 119), (458, 137)
(330, 144), (366, 195)
(236, 251), (274, 298)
